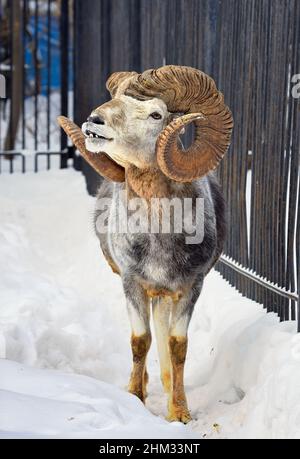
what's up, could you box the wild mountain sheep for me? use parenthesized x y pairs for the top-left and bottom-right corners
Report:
(58, 65), (233, 423)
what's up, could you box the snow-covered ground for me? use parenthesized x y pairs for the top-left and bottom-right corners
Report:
(0, 168), (300, 439)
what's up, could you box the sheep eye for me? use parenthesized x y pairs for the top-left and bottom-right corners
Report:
(150, 112), (162, 120)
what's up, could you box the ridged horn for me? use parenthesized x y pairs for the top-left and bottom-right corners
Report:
(106, 71), (138, 98)
(125, 65), (233, 182)
(57, 116), (125, 182)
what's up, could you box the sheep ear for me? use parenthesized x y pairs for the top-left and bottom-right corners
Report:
(106, 71), (138, 98)
(57, 116), (125, 182)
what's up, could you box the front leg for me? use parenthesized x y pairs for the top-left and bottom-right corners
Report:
(168, 282), (203, 423)
(152, 296), (172, 393)
(123, 276), (151, 403)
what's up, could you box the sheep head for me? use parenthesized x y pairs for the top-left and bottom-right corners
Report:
(58, 65), (233, 183)
(82, 94), (171, 170)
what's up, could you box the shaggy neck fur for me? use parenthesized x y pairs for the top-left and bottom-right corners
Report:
(126, 165), (191, 200)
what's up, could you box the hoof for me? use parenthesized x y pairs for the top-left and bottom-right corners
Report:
(167, 409), (192, 424)
(167, 402), (192, 424)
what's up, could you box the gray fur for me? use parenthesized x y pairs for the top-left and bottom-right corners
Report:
(94, 172), (226, 329)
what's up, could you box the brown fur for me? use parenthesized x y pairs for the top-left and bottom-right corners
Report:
(126, 166), (172, 200)
(126, 164), (195, 201)
(101, 249), (121, 275)
(161, 370), (171, 393)
(106, 257), (120, 275)
(128, 333), (151, 403)
(140, 279), (184, 302)
(168, 336), (191, 423)
(145, 288), (182, 302)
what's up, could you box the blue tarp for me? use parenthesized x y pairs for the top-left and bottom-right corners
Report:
(25, 15), (72, 95)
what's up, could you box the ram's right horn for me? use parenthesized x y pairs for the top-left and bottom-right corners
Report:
(57, 116), (125, 183)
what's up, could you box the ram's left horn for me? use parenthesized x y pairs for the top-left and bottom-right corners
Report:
(57, 116), (125, 182)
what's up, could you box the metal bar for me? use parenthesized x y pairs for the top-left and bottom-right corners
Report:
(60, 0), (69, 163)
(22, 0), (26, 149)
(34, 151), (68, 173)
(9, 0), (13, 149)
(219, 254), (299, 302)
(34, 0), (38, 150)
(0, 149), (63, 155)
(0, 153), (26, 173)
(72, 0), (76, 122)
(46, 0), (51, 150)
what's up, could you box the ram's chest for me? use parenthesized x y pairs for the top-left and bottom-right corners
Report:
(107, 224), (217, 294)
(108, 231), (187, 286)
(96, 177), (217, 289)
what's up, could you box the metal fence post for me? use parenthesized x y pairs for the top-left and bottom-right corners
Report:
(60, 0), (69, 167)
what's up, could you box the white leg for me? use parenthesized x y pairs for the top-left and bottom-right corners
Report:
(152, 297), (172, 393)
(123, 276), (151, 403)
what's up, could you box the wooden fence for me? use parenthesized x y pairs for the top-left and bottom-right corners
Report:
(74, 0), (300, 328)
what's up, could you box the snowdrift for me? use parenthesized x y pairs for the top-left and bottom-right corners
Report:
(0, 169), (299, 439)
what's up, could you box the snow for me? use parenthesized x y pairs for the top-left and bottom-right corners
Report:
(0, 168), (299, 439)
(0, 360), (195, 439)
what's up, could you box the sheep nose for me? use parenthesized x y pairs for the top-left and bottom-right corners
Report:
(88, 115), (105, 125)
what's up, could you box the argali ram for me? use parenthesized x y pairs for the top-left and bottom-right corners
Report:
(58, 65), (233, 423)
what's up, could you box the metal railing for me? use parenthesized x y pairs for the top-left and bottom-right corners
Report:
(0, 0), (73, 169)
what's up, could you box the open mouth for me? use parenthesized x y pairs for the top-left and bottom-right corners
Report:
(84, 129), (113, 141)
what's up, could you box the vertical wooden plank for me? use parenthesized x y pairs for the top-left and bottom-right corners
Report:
(140, 0), (166, 69)
(74, 0), (111, 194)
(295, 0), (300, 330)
(110, 0), (141, 73)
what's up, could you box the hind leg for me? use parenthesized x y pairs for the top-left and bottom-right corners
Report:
(167, 283), (203, 423)
(152, 297), (172, 393)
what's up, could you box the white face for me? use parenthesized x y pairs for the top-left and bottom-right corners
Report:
(81, 95), (170, 169)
